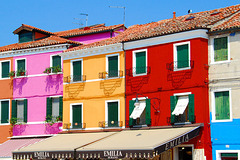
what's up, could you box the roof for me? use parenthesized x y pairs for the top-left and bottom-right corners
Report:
(0, 35), (82, 52)
(64, 4), (240, 53)
(55, 24), (126, 37)
(13, 24), (54, 35)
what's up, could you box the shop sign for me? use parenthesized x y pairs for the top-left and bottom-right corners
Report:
(103, 150), (123, 159)
(34, 152), (50, 159)
(164, 134), (189, 151)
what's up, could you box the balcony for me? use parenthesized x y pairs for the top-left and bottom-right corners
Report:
(166, 60), (194, 71)
(126, 66), (151, 77)
(98, 121), (123, 128)
(64, 75), (86, 83)
(63, 123), (86, 129)
(99, 70), (123, 79)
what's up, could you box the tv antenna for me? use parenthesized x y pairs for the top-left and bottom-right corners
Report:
(109, 6), (126, 25)
(80, 13), (88, 26)
(73, 13), (88, 27)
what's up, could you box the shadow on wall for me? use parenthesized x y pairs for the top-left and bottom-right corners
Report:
(64, 83), (85, 98)
(126, 76), (149, 93)
(167, 70), (193, 89)
(45, 122), (62, 134)
(12, 124), (27, 136)
(100, 79), (122, 96)
(45, 74), (63, 93)
(13, 78), (28, 95)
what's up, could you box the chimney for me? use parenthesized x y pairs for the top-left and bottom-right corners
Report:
(173, 12), (176, 19)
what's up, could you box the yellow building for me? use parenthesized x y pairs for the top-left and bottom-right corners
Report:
(60, 43), (125, 130)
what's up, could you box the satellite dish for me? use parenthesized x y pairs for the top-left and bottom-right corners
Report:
(188, 10), (192, 14)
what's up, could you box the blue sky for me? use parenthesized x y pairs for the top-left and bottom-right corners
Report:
(0, 0), (239, 46)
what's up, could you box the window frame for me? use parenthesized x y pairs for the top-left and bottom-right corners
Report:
(173, 41), (191, 71)
(0, 60), (10, 79)
(132, 49), (148, 76)
(70, 103), (83, 129)
(211, 88), (232, 122)
(216, 150), (240, 160)
(106, 54), (120, 78)
(105, 100), (120, 127)
(50, 54), (62, 68)
(211, 35), (230, 64)
(15, 58), (26, 77)
(0, 99), (10, 125)
(70, 59), (83, 83)
(173, 144), (194, 160)
(47, 95), (63, 120)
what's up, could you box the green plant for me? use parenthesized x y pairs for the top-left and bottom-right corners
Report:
(52, 65), (62, 73)
(43, 67), (52, 74)
(17, 68), (26, 76)
(45, 115), (62, 126)
(56, 115), (62, 122)
(8, 117), (19, 127)
(9, 71), (15, 77)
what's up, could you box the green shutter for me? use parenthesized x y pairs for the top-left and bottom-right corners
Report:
(11, 100), (17, 118)
(177, 44), (189, 68)
(108, 102), (118, 127)
(2, 61), (9, 78)
(46, 97), (52, 118)
(59, 97), (63, 119)
(72, 105), (82, 128)
(214, 37), (228, 62)
(129, 100), (135, 126)
(17, 59), (25, 71)
(136, 51), (146, 74)
(108, 56), (118, 77)
(1, 101), (9, 123)
(170, 96), (177, 123)
(52, 55), (61, 69)
(215, 91), (230, 120)
(73, 61), (82, 81)
(145, 99), (151, 125)
(24, 99), (28, 123)
(221, 153), (238, 158)
(188, 94), (195, 122)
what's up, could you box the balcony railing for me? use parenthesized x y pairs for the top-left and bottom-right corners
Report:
(99, 70), (123, 79)
(167, 115), (195, 124)
(72, 122), (86, 129)
(98, 121), (123, 128)
(64, 75), (86, 83)
(126, 66), (151, 76)
(166, 60), (194, 71)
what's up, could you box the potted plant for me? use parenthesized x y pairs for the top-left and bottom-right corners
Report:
(52, 65), (62, 73)
(56, 115), (62, 122)
(9, 117), (19, 127)
(45, 115), (55, 126)
(9, 71), (15, 77)
(17, 68), (25, 76)
(43, 67), (52, 74)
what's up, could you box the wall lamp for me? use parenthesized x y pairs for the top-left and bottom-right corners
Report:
(134, 93), (160, 113)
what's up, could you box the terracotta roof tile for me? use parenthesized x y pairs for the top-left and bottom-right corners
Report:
(0, 35), (82, 52)
(13, 24), (54, 35)
(55, 24), (126, 37)
(64, 4), (240, 53)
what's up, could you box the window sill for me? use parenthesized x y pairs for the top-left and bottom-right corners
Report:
(132, 73), (147, 77)
(0, 123), (10, 126)
(174, 122), (192, 125)
(173, 67), (191, 72)
(210, 60), (230, 65)
(211, 119), (232, 123)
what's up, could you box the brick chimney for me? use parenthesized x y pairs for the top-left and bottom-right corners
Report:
(173, 12), (176, 19)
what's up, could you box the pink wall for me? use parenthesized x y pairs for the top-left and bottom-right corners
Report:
(12, 51), (63, 136)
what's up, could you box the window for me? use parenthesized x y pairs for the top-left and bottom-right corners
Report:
(51, 55), (62, 69)
(213, 36), (229, 62)
(0, 100), (9, 124)
(71, 60), (82, 82)
(46, 97), (63, 121)
(106, 101), (119, 127)
(174, 42), (190, 70)
(16, 59), (26, 76)
(212, 90), (231, 121)
(170, 93), (194, 124)
(12, 99), (28, 123)
(19, 32), (33, 43)
(107, 55), (119, 78)
(177, 147), (193, 160)
(129, 98), (151, 126)
(133, 49), (147, 76)
(0, 61), (10, 79)
(216, 151), (240, 160)
(71, 104), (82, 129)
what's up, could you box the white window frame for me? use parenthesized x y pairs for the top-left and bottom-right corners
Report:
(15, 58), (27, 77)
(216, 150), (240, 160)
(211, 88), (232, 122)
(70, 59), (83, 83)
(105, 100), (120, 127)
(50, 54), (62, 68)
(106, 53), (120, 78)
(0, 99), (10, 125)
(50, 96), (61, 119)
(210, 35), (230, 64)
(0, 60), (11, 80)
(173, 41), (191, 71)
(132, 49), (148, 77)
(70, 103), (83, 129)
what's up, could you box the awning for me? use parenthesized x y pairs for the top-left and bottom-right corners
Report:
(0, 138), (46, 159)
(130, 102), (146, 119)
(172, 96), (189, 115)
(13, 125), (200, 159)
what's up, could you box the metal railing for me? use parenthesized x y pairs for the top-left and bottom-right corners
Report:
(64, 75), (86, 83)
(126, 66), (151, 76)
(72, 122), (86, 129)
(167, 115), (195, 124)
(166, 60), (194, 71)
(99, 70), (123, 79)
(98, 121), (123, 128)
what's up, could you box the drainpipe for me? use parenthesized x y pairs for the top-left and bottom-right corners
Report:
(122, 41), (127, 128)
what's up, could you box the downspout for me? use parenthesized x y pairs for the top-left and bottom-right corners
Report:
(122, 41), (127, 128)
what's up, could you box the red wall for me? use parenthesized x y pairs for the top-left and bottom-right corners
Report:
(125, 38), (212, 159)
